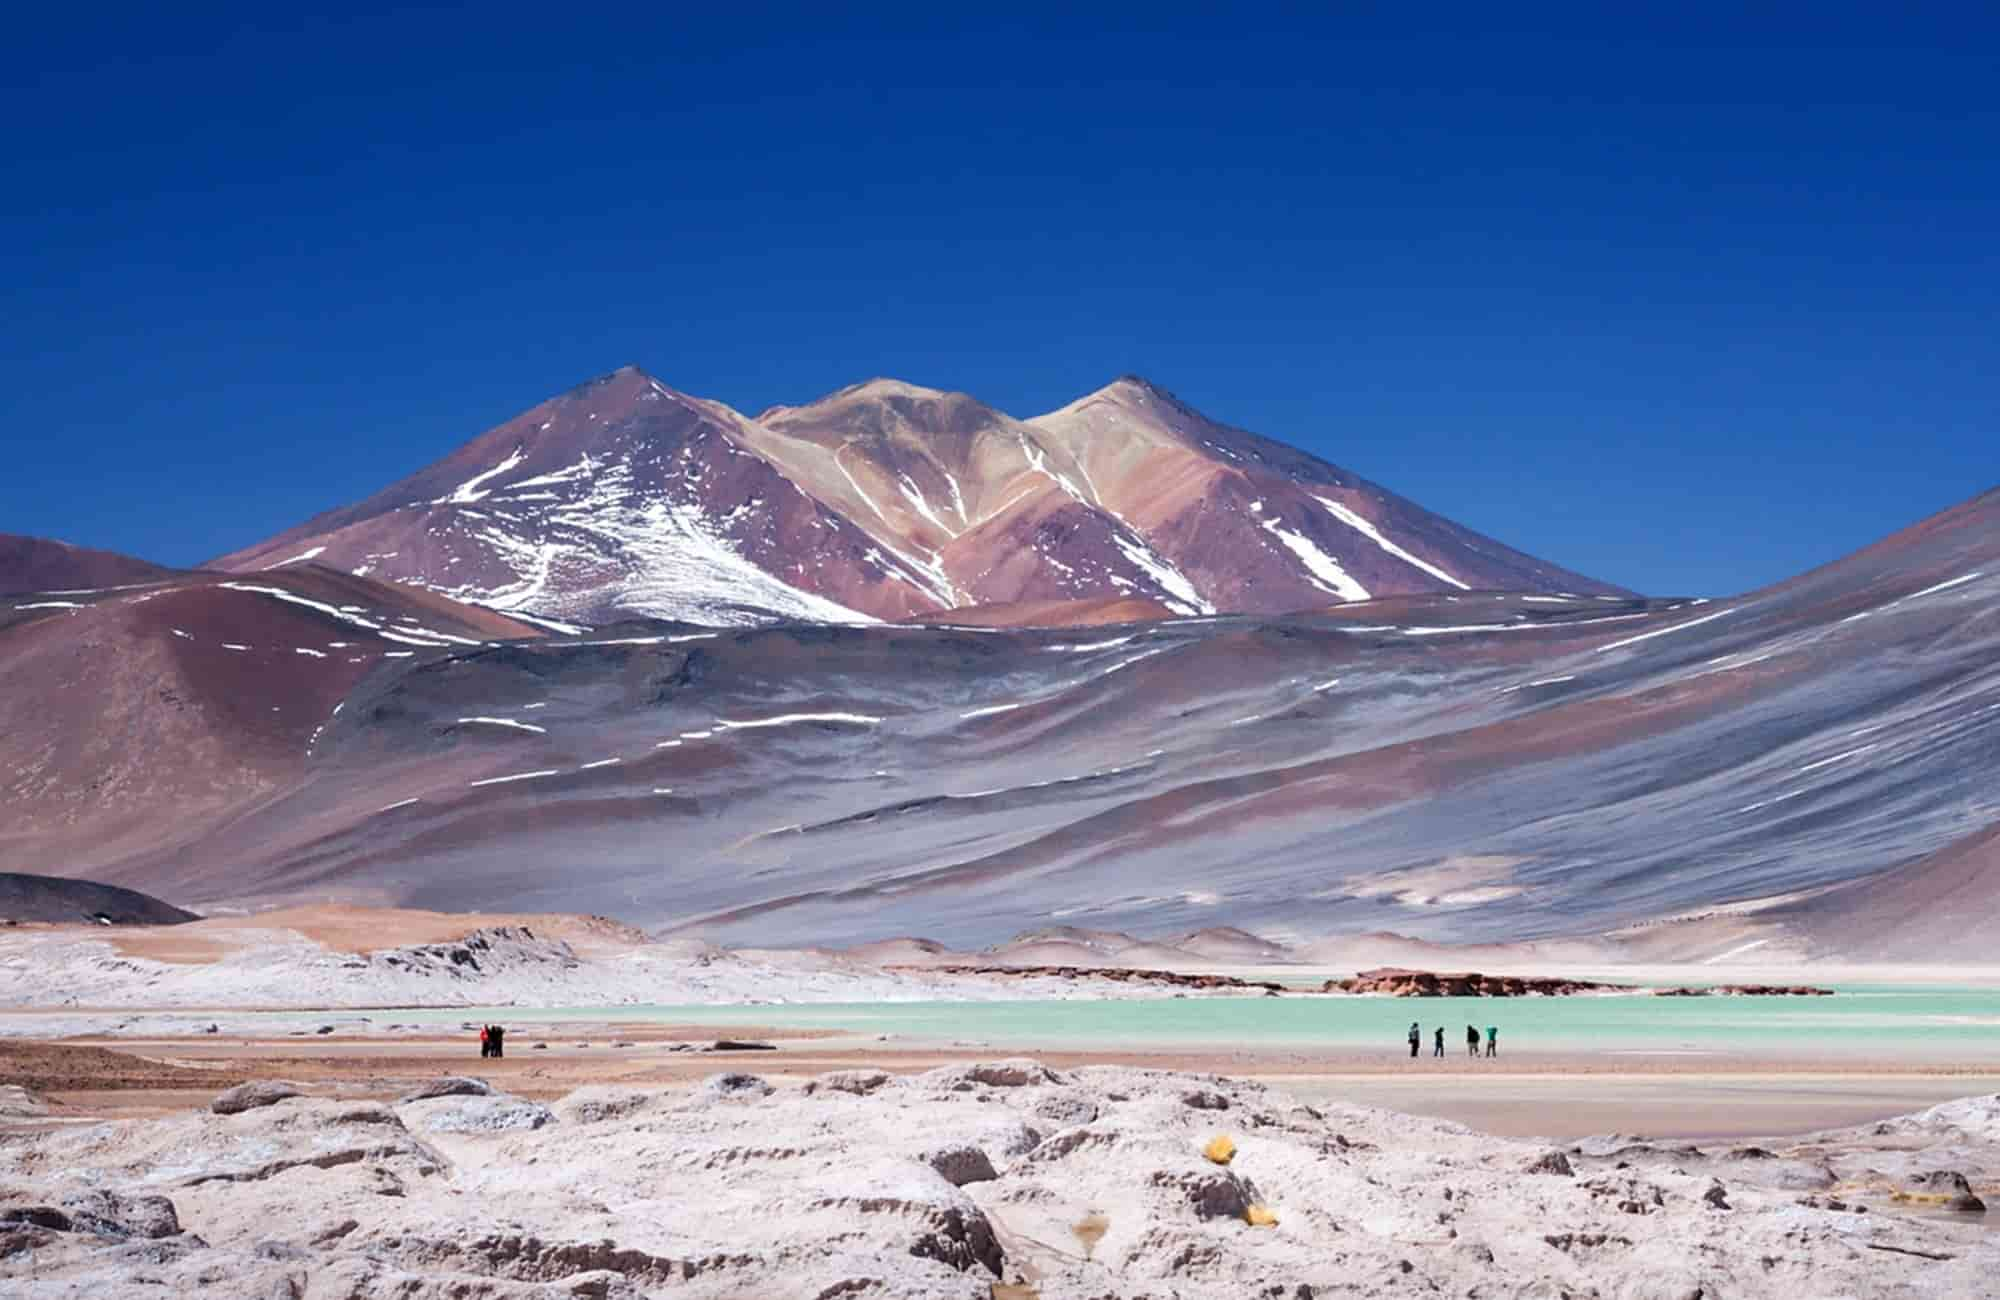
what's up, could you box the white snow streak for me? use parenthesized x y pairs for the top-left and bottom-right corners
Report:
(1110, 532), (1213, 615)
(1314, 496), (1468, 589)
(1258, 517), (1369, 601)
(1043, 636), (1134, 653)
(1403, 623), (1531, 636)
(456, 716), (547, 734)
(897, 474), (960, 536)
(1593, 607), (1737, 653)
(268, 545), (327, 568)
(377, 797), (421, 813)
(1016, 433), (1092, 505)
(715, 712), (883, 731)
(467, 769), (560, 788)
(579, 757), (623, 770)
(1797, 744), (1877, 775)
(961, 701), (1027, 719)
(1841, 571), (1984, 624)
(500, 609), (590, 635)
(439, 445), (526, 504)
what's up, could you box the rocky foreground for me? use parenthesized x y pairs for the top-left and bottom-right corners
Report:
(2, 1063), (1996, 1299)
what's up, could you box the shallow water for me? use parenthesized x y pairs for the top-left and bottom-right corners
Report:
(381, 984), (2000, 1059)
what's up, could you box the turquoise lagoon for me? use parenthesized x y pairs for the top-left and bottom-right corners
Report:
(378, 985), (2000, 1059)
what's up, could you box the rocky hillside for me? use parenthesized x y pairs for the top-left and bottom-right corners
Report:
(0, 872), (195, 925)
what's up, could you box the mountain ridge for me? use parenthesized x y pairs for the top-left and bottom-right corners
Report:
(210, 366), (1630, 626)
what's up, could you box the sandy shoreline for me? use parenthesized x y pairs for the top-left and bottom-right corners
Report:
(10, 1029), (1998, 1142)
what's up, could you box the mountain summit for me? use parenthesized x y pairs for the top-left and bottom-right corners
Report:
(215, 368), (1626, 624)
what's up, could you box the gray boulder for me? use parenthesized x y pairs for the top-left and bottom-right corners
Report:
(923, 1143), (998, 1187)
(409, 1096), (555, 1134)
(397, 1076), (494, 1104)
(210, 1081), (303, 1115)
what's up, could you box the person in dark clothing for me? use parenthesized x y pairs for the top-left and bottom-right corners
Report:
(1433, 1026), (1445, 1057)
(489, 1024), (505, 1059)
(1407, 1022), (1420, 1058)
(1466, 1024), (1481, 1057)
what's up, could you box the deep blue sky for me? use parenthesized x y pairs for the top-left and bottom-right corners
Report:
(5, 6), (1994, 597)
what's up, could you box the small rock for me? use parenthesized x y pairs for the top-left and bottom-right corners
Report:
(1032, 1093), (1098, 1126)
(555, 1087), (654, 1125)
(708, 1039), (777, 1052)
(1908, 1169), (1987, 1212)
(924, 1143), (999, 1187)
(1156, 1167), (1252, 1220)
(398, 1076), (494, 1104)
(410, 1096), (555, 1134)
(1182, 1089), (1230, 1111)
(702, 1072), (773, 1101)
(211, 1081), (303, 1115)
(968, 1060), (1060, 1087)
(1525, 1150), (1574, 1177)
(807, 1070), (893, 1096)
(3, 1190), (182, 1240)
(1703, 1182), (1731, 1210)
(314, 1025), (335, 1035)
(1203, 1135), (1237, 1166)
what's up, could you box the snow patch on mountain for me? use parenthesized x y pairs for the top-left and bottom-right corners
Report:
(1315, 495), (1469, 590)
(1110, 530), (1214, 616)
(437, 446), (527, 504)
(419, 452), (876, 627)
(1257, 516), (1370, 601)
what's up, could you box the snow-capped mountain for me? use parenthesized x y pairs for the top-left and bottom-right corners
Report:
(215, 366), (1624, 624)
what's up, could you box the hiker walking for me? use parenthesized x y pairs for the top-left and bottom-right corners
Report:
(1484, 1025), (1498, 1058)
(1433, 1026), (1445, 1058)
(1465, 1024), (1480, 1057)
(1407, 1022), (1420, 1058)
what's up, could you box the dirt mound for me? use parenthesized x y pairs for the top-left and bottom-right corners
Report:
(0, 1041), (240, 1093)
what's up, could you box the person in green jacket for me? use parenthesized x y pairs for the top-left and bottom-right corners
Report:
(1484, 1025), (1498, 1058)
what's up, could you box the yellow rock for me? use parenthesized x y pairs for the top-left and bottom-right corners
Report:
(1203, 1135), (1236, 1165)
(1245, 1203), (1280, 1228)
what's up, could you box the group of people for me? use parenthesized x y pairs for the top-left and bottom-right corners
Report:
(1409, 1021), (1497, 1058)
(477, 1024), (507, 1058)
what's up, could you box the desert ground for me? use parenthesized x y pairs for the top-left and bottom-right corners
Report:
(4, 908), (1999, 1297)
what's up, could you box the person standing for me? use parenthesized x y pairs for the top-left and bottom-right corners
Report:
(1485, 1025), (1498, 1058)
(1466, 1024), (1480, 1057)
(1433, 1026), (1445, 1057)
(1407, 1022), (1420, 1058)
(490, 1024), (506, 1059)
(478, 1025), (491, 1059)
